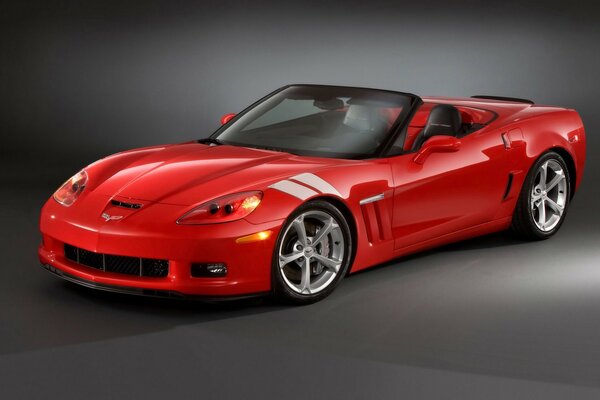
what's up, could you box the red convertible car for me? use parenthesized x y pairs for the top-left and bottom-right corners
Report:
(39, 85), (586, 304)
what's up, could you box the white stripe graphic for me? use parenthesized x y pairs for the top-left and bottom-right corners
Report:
(290, 173), (341, 197)
(269, 180), (319, 200)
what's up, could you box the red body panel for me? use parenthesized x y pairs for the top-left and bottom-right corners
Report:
(38, 95), (586, 297)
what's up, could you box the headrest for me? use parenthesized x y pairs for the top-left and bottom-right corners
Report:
(313, 98), (344, 110)
(423, 104), (462, 137)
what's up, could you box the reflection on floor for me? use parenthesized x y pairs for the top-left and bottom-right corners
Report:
(1, 177), (600, 399)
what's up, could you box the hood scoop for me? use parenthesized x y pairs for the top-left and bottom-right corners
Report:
(110, 199), (143, 209)
(99, 197), (151, 222)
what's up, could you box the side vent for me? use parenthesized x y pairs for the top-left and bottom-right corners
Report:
(360, 195), (393, 244)
(503, 173), (514, 200)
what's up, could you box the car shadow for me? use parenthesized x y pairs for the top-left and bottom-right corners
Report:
(0, 278), (286, 355)
(61, 279), (274, 312)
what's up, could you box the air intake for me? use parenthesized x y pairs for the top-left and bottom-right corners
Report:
(64, 244), (168, 277)
(110, 200), (143, 209)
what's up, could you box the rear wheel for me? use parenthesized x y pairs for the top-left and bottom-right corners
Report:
(512, 151), (570, 240)
(272, 200), (352, 305)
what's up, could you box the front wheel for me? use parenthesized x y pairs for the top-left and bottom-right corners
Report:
(272, 200), (352, 305)
(511, 151), (571, 240)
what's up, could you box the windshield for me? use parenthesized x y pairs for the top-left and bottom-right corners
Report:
(211, 85), (416, 159)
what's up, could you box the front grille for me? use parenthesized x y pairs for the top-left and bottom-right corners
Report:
(64, 244), (168, 278)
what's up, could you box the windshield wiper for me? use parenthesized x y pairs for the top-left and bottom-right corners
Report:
(199, 139), (300, 156)
(198, 138), (224, 146)
(244, 144), (300, 156)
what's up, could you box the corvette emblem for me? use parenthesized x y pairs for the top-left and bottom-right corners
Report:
(101, 213), (123, 222)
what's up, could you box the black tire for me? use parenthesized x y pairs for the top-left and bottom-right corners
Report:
(511, 151), (571, 240)
(272, 200), (352, 305)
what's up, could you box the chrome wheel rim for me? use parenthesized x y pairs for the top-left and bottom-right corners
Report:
(530, 159), (567, 232)
(278, 210), (345, 295)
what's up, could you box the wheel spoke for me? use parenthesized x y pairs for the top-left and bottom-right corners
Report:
(537, 199), (547, 228)
(292, 216), (308, 246)
(546, 171), (564, 191)
(279, 252), (303, 266)
(313, 254), (341, 273)
(539, 162), (548, 189)
(311, 217), (336, 246)
(546, 198), (564, 215)
(299, 257), (311, 294)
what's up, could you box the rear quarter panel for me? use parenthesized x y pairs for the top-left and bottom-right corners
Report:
(508, 107), (586, 193)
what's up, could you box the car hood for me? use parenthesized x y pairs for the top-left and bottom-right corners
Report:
(88, 142), (339, 206)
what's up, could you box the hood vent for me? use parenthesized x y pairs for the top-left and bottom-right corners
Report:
(110, 199), (143, 209)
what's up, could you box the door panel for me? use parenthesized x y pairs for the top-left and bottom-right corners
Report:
(390, 130), (508, 249)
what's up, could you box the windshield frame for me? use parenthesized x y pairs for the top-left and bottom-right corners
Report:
(207, 84), (423, 159)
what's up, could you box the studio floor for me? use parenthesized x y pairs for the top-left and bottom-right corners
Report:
(1, 167), (600, 399)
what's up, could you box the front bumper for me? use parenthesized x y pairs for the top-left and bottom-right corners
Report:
(39, 198), (283, 297)
(40, 263), (268, 300)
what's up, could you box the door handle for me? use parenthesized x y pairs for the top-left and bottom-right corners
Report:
(501, 132), (511, 149)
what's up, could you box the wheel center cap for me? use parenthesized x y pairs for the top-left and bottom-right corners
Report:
(304, 247), (314, 256)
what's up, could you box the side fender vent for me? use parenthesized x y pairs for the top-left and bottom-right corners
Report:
(360, 195), (393, 244)
(503, 173), (514, 200)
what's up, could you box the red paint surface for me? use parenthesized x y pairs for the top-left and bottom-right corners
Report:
(39, 95), (586, 297)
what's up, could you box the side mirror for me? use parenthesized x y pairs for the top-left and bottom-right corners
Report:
(412, 135), (461, 165)
(220, 113), (237, 125)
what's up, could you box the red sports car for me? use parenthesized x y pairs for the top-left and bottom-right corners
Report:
(39, 85), (586, 304)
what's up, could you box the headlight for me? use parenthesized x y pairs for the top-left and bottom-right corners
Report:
(177, 191), (263, 225)
(53, 170), (88, 207)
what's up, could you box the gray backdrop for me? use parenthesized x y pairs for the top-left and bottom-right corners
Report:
(2, 1), (600, 398)
(2, 0), (599, 172)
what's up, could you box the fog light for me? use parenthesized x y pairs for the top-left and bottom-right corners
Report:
(191, 263), (227, 277)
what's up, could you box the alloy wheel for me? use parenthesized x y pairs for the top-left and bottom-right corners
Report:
(530, 159), (567, 232)
(278, 210), (345, 295)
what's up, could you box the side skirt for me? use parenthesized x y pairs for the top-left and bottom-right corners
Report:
(392, 217), (512, 259)
(349, 217), (512, 274)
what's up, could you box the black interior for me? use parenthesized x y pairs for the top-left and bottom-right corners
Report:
(411, 104), (462, 151)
